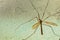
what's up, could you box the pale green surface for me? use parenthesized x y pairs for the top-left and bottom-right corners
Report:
(0, 0), (60, 40)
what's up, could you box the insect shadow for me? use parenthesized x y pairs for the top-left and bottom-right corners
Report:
(15, 0), (60, 40)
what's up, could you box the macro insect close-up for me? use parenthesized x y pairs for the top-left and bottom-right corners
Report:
(0, 0), (60, 40)
(15, 0), (60, 40)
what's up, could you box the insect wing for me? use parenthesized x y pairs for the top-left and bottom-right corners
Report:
(44, 21), (58, 26)
(32, 22), (40, 29)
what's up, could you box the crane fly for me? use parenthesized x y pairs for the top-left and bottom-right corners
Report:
(15, 0), (60, 40)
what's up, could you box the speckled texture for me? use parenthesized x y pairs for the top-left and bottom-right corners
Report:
(0, 0), (60, 40)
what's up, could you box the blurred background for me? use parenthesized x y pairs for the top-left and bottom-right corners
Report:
(0, 0), (60, 40)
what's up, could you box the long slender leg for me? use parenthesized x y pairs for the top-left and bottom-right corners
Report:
(42, 0), (49, 19)
(29, 0), (40, 19)
(48, 25), (60, 37)
(43, 24), (60, 37)
(43, 11), (60, 21)
(22, 27), (38, 40)
(15, 17), (37, 31)
(46, 24), (60, 40)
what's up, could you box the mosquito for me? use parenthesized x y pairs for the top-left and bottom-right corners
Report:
(15, 0), (60, 40)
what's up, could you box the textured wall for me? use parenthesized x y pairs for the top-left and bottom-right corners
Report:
(0, 0), (60, 40)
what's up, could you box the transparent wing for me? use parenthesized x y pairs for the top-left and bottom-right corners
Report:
(32, 21), (40, 29)
(44, 21), (58, 26)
